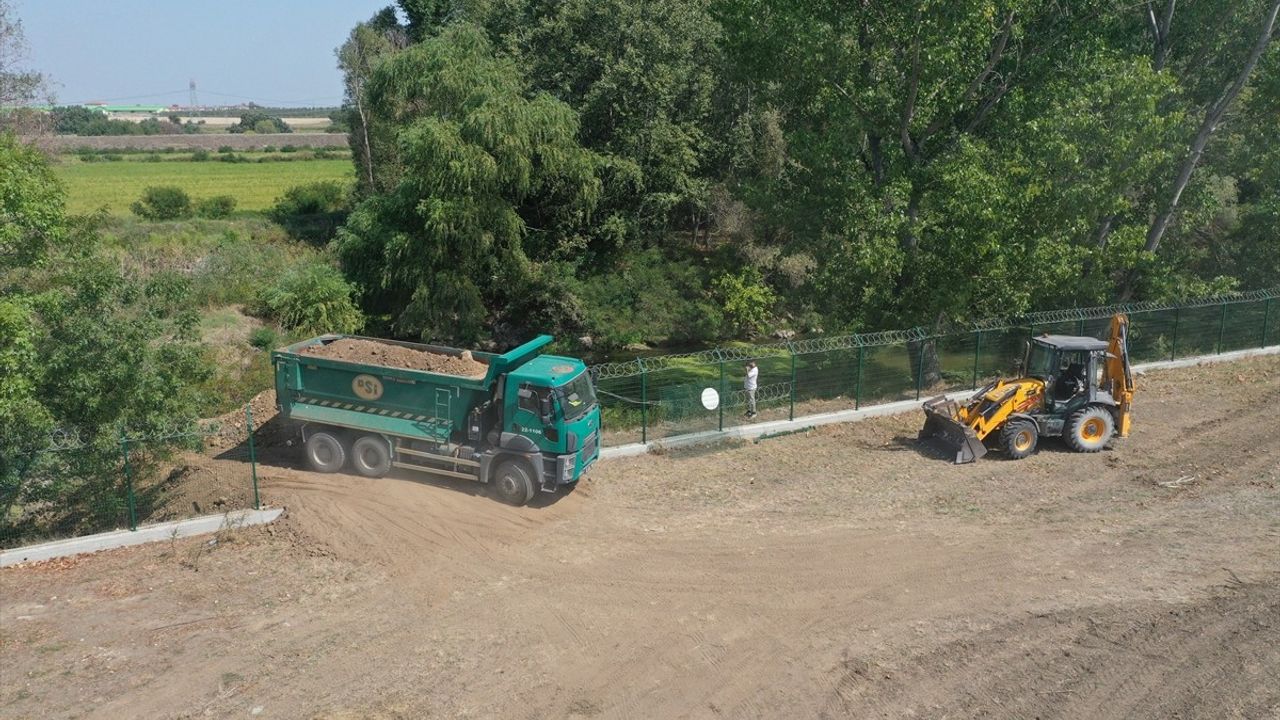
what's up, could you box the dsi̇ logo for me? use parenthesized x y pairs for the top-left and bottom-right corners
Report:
(352, 374), (384, 401)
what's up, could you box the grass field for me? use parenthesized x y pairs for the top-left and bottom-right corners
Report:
(53, 158), (354, 215)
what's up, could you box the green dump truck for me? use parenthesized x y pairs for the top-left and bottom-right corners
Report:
(272, 334), (601, 505)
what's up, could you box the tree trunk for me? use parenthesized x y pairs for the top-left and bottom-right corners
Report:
(907, 338), (944, 390)
(1143, 0), (1279, 257)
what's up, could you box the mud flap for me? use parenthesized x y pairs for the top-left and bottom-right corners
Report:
(919, 396), (988, 464)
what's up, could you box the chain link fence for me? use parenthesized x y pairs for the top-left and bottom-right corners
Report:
(1, 405), (262, 550)
(590, 288), (1280, 446)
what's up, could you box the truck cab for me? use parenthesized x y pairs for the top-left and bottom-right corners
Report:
(503, 355), (601, 492)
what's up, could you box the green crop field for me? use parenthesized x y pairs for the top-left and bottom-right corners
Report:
(53, 158), (354, 215)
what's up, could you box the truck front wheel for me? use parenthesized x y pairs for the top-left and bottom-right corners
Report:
(351, 436), (392, 478)
(492, 460), (535, 506)
(305, 431), (347, 473)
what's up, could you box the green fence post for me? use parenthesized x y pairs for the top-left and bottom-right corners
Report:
(638, 359), (648, 444)
(1028, 322), (1035, 341)
(1263, 299), (1273, 348)
(1170, 306), (1181, 360)
(245, 403), (260, 511)
(788, 345), (797, 421)
(854, 343), (864, 410)
(120, 433), (137, 531)
(971, 330), (982, 390)
(1217, 302), (1228, 354)
(718, 360), (725, 432)
(915, 337), (927, 401)
(1077, 318), (1085, 336)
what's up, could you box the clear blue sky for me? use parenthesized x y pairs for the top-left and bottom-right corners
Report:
(16, 0), (394, 107)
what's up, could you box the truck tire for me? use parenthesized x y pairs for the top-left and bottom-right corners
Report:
(1000, 419), (1038, 460)
(492, 459), (535, 506)
(351, 435), (392, 478)
(305, 431), (347, 473)
(1065, 405), (1114, 453)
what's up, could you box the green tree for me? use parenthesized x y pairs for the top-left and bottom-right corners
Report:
(1, 135), (213, 527)
(227, 109), (291, 134)
(335, 24), (601, 342)
(130, 186), (193, 220)
(0, 0), (51, 133)
(256, 264), (364, 335)
(1, 133), (65, 269)
(477, 0), (733, 242)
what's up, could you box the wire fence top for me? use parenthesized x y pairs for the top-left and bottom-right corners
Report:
(589, 287), (1280, 380)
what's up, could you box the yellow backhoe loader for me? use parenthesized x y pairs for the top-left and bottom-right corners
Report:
(920, 314), (1135, 463)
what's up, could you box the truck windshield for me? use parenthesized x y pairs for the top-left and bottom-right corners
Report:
(555, 372), (597, 421)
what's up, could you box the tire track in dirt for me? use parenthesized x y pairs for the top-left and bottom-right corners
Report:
(820, 578), (1280, 719)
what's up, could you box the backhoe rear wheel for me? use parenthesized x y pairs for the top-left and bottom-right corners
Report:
(1000, 420), (1039, 460)
(1065, 406), (1114, 453)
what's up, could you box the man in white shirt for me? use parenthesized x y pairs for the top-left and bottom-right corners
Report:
(744, 360), (759, 418)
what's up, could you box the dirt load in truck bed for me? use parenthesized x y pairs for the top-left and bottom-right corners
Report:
(298, 338), (488, 377)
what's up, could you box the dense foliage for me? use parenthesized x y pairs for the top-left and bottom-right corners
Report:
(334, 0), (1279, 349)
(0, 135), (213, 522)
(50, 106), (195, 136)
(227, 110), (292, 135)
(130, 185), (193, 220)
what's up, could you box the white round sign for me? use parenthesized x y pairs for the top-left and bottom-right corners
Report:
(700, 387), (720, 410)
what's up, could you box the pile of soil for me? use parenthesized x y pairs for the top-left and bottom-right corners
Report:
(202, 389), (288, 451)
(299, 338), (488, 377)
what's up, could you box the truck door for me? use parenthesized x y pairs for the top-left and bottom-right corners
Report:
(514, 384), (558, 452)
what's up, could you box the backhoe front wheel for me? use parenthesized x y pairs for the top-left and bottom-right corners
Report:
(1065, 406), (1115, 453)
(1000, 420), (1039, 460)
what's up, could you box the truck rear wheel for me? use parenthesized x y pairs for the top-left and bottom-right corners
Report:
(351, 435), (392, 478)
(305, 431), (347, 473)
(492, 460), (535, 506)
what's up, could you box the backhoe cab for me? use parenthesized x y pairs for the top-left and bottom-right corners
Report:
(920, 314), (1134, 463)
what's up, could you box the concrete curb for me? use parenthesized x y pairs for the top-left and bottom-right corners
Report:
(0, 508), (284, 568)
(600, 344), (1279, 459)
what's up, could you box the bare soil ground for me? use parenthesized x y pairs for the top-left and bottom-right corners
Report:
(299, 338), (488, 378)
(2, 356), (1278, 719)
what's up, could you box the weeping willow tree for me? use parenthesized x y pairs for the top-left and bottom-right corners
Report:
(336, 24), (601, 343)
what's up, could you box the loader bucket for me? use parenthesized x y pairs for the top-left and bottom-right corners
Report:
(919, 396), (987, 464)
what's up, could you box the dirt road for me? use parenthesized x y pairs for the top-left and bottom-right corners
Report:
(3, 356), (1278, 719)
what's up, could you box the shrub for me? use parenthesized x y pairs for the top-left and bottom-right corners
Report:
(191, 149), (210, 162)
(248, 326), (279, 351)
(280, 145), (298, 153)
(195, 195), (237, 219)
(713, 267), (777, 336)
(130, 186), (193, 220)
(256, 264), (363, 335)
(269, 181), (350, 243)
(227, 110), (291, 134)
(218, 146), (234, 154)
(143, 153), (163, 163)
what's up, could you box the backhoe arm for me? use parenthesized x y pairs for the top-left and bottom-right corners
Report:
(1105, 313), (1135, 437)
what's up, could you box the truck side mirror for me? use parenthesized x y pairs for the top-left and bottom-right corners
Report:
(539, 396), (553, 424)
